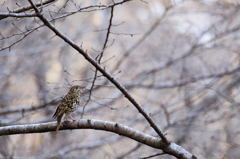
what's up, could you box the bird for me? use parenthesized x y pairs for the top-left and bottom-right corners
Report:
(52, 85), (81, 135)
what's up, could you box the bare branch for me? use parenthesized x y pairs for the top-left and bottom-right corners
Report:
(0, 119), (196, 159)
(0, 99), (59, 115)
(0, 0), (57, 20)
(0, 12), (37, 18)
(125, 65), (240, 89)
(84, 5), (116, 118)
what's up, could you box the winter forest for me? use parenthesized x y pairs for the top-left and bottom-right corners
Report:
(0, 0), (240, 159)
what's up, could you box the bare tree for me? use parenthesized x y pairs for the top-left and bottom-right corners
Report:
(1, 0), (240, 158)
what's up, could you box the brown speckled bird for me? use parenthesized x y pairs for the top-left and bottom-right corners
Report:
(52, 85), (81, 135)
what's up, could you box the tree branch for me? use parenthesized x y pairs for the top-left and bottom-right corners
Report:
(0, 119), (196, 159)
(0, 99), (59, 115)
(0, 12), (37, 18)
(0, 0), (57, 20)
(124, 65), (240, 89)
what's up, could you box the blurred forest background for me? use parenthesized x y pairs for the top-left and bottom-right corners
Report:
(1, 0), (240, 158)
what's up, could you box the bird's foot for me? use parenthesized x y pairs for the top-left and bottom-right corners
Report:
(70, 114), (79, 121)
(64, 116), (70, 121)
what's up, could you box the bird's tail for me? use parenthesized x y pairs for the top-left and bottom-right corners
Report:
(55, 113), (65, 135)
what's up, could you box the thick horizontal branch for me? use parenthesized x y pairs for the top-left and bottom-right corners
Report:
(0, 119), (195, 159)
(0, 12), (37, 18)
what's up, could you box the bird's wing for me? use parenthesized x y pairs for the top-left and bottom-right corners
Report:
(52, 103), (68, 119)
(62, 93), (79, 106)
(52, 93), (79, 119)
